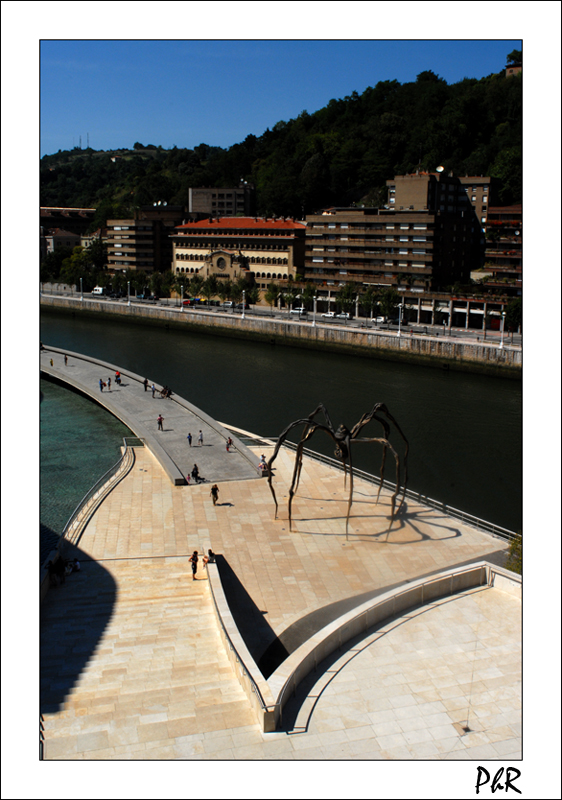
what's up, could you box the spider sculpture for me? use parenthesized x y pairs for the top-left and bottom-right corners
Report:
(267, 403), (409, 537)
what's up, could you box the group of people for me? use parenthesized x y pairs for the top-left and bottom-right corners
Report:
(143, 377), (173, 399)
(46, 557), (80, 586)
(186, 431), (204, 447)
(188, 549), (216, 580)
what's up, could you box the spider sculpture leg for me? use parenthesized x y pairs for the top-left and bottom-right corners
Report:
(351, 404), (409, 513)
(354, 437), (401, 531)
(345, 439), (354, 539)
(267, 404), (339, 521)
(287, 424), (319, 531)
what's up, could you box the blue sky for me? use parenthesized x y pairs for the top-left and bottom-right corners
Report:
(40, 39), (522, 157)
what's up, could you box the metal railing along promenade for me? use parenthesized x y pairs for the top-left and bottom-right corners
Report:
(236, 434), (518, 543)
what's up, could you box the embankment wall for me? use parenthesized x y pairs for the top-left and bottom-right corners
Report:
(40, 295), (521, 378)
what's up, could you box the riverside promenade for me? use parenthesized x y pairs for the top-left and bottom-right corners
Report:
(40, 349), (521, 760)
(40, 346), (261, 485)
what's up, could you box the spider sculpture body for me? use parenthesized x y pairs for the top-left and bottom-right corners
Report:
(267, 403), (409, 537)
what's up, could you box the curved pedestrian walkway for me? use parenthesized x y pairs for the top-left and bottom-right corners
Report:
(40, 346), (260, 486)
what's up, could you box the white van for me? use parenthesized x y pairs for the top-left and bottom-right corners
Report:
(92, 287), (105, 296)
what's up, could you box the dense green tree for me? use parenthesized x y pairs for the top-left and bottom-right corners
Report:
(202, 275), (218, 306)
(264, 282), (280, 313)
(379, 288), (400, 320)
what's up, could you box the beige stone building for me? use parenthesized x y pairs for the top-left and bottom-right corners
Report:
(171, 216), (306, 289)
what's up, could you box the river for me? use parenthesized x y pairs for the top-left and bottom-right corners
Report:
(40, 309), (522, 533)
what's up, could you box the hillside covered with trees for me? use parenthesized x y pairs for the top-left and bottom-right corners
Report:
(41, 64), (521, 225)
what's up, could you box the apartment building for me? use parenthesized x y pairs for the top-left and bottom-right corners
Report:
(187, 183), (256, 219)
(106, 205), (186, 273)
(304, 206), (473, 295)
(387, 172), (491, 224)
(480, 205), (522, 295)
(171, 216), (306, 288)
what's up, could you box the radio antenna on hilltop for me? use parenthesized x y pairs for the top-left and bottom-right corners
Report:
(79, 135), (82, 150)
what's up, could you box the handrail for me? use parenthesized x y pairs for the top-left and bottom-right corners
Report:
(59, 437), (143, 548)
(206, 565), (274, 715)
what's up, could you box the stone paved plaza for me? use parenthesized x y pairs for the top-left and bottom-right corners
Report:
(40, 442), (521, 761)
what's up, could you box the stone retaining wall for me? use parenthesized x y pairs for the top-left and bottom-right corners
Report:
(41, 295), (521, 377)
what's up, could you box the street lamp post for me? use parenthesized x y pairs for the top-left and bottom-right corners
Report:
(127, 281), (131, 307)
(80, 277), (83, 301)
(180, 285), (184, 311)
(242, 289), (246, 320)
(397, 304), (403, 338)
(312, 296), (317, 328)
(499, 311), (506, 349)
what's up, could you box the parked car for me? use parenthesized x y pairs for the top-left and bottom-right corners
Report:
(336, 312), (351, 319)
(321, 311), (335, 318)
(375, 316), (385, 323)
(235, 302), (250, 310)
(222, 301), (234, 308)
(290, 308), (307, 315)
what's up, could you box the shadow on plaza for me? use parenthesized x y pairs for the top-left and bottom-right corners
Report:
(215, 555), (289, 678)
(288, 497), (464, 544)
(40, 550), (116, 714)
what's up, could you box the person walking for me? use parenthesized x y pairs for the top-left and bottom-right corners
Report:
(187, 432), (192, 447)
(210, 484), (219, 506)
(50, 359), (54, 367)
(107, 377), (111, 391)
(151, 383), (156, 398)
(188, 551), (199, 580)
(143, 378), (148, 392)
(64, 354), (68, 366)
(198, 430), (203, 446)
(115, 371), (121, 386)
(157, 414), (164, 431)
(99, 378), (104, 392)
(191, 464), (199, 483)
